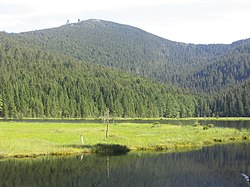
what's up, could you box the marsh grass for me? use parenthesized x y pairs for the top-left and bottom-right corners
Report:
(0, 122), (249, 158)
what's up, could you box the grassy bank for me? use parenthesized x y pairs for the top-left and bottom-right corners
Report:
(0, 122), (249, 158)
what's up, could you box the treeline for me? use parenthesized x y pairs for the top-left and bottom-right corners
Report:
(213, 82), (250, 117)
(0, 44), (196, 118)
(196, 82), (250, 117)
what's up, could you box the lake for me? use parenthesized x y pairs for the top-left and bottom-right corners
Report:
(1, 118), (250, 129)
(0, 143), (249, 187)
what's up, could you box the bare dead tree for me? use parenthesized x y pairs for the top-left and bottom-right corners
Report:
(103, 108), (110, 138)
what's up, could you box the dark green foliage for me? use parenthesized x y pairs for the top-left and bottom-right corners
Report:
(213, 139), (222, 142)
(0, 19), (249, 117)
(177, 48), (250, 92)
(202, 124), (214, 130)
(0, 41), (196, 118)
(203, 126), (209, 130)
(13, 20), (249, 92)
(92, 144), (130, 155)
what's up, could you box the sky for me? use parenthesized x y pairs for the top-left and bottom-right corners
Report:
(0, 0), (249, 44)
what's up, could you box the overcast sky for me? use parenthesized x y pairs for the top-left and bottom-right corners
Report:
(0, 0), (249, 44)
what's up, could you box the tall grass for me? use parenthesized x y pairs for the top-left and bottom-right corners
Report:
(0, 122), (249, 158)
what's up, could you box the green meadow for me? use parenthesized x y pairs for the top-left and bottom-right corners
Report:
(0, 122), (249, 158)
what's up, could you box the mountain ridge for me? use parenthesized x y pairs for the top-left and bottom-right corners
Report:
(0, 19), (249, 117)
(17, 19), (250, 92)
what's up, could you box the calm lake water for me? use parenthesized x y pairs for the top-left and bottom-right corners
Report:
(0, 143), (249, 187)
(1, 119), (250, 129)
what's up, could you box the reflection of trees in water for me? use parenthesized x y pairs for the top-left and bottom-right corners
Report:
(0, 156), (100, 187)
(106, 156), (110, 180)
(0, 143), (249, 186)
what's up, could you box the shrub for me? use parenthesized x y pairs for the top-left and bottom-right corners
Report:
(92, 144), (130, 155)
(193, 121), (201, 127)
(208, 124), (215, 128)
(151, 122), (160, 128)
(203, 126), (209, 130)
(213, 139), (222, 142)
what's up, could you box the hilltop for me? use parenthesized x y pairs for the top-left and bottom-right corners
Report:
(17, 19), (250, 92)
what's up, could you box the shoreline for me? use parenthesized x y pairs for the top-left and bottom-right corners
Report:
(1, 142), (250, 159)
(1, 117), (250, 121)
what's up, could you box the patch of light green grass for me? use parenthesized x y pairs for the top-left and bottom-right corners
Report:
(0, 122), (249, 157)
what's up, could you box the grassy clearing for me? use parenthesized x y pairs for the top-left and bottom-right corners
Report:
(0, 122), (249, 158)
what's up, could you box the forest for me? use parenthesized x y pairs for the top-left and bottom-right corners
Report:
(0, 19), (249, 118)
(0, 43), (196, 118)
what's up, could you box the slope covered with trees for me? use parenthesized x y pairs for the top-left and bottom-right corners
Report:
(175, 40), (250, 92)
(17, 19), (250, 92)
(0, 39), (197, 118)
(0, 19), (249, 118)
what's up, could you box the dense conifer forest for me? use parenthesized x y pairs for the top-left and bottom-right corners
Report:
(0, 42), (196, 118)
(0, 19), (249, 118)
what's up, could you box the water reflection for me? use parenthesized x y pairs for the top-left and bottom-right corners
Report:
(0, 143), (249, 187)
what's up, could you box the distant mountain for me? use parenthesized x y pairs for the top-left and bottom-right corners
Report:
(0, 19), (249, 117)
(16, 19), (250, 92)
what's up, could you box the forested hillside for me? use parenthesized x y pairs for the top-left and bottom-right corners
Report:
(17, 19), (250, 91)
(0, 40), (197, 118)
(175, 40), (250, 92)
(0, 19), (249, 118)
